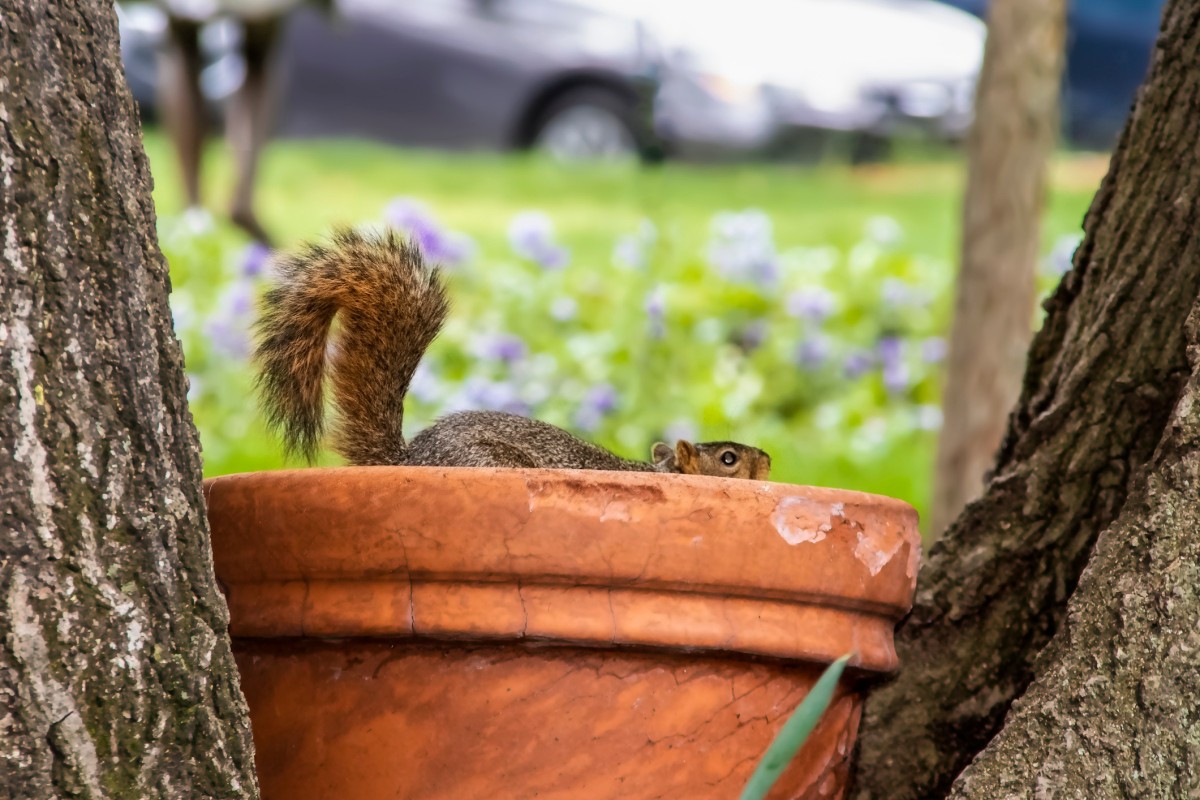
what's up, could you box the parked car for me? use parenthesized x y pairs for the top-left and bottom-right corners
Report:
(118, 0), (770, 160)
(639, 0), (985, 155)
(116, 0), (985, 161)
(936, 0), (1167, 148)
(269, 0), (665, 160)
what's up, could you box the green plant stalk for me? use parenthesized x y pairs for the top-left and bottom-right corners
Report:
(739, 653), (852, 800)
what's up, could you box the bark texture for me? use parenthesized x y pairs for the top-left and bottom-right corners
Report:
(949, 295), (1200, 797)
(853, 0), (1198, 795)
(931, 0), (1068, 535)
(0, 2), (258, 798)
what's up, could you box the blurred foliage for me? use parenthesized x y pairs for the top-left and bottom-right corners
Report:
(147, 129), (1103, 528)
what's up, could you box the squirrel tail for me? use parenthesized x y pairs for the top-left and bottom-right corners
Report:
(253, 227), (449, 465)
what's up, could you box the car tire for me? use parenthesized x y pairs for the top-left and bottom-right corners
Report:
(848, 132), (894, 165)
(531, 88), (648, 163)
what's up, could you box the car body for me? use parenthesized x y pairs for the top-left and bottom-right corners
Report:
(936, 0), (1167, 148)
(630, 0), (985, 157)
(117, 0), (669, 159)
(270, 0), (664, 159)
(116, 0), (986, 160)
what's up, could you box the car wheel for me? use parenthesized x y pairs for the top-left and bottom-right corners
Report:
(848, 132), (894, 165)
(532, 89), (641, 162)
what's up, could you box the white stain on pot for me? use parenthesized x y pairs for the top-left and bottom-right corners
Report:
(907, 538), (923, 585)
(854, 528), (904, 576)
(525, 480), (548, 513)
(771, 497), (844, 545)
(600, 499), (632, 522)
(772, 496), (914, 577)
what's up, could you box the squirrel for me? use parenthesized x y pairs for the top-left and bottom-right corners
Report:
(253, 228), (772, 480)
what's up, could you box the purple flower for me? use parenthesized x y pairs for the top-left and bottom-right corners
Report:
(472, 333), (528, 364)
(385, 197), (475, 267)
(843, 350), (875, 379)
(240, 242), (272, 277)
(574, 383), (620, 433)
(880, 279), (929, 310)
(612, 219), (657, 270)
(613, 237), (646, 271)
(644, 286), (666, 339)
(537, 244), (569, 270)
(458, 377), (531, 417)
(749, 257), (780, 287)
(914, 404), (943, 430)
(550, 296), (578, 322)
(795, 336), (831, 370)
(509, 211), (552, 249)
(584, 383), (619, 414)
(205, 316), (250, 360)
(883, 361), (911, 394)
(409, 362), (442, 404)
(736, 319), (769, 351)
(786, 287), (835, 322)
(224, 280), (254, 317)
(386, 197), (427, 230)
(921, 337), (947, 364)
(663, 419), (697, 444)
(878, 335), (904, 366)
(509, 211), (570, 270)
(204, 281), (255, 359)
(864, 215), (903, 246)
(877, 335), (910, 392)
(707, 209), (780, 289)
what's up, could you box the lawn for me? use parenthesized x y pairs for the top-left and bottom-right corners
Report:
(144, 127), (1108, 530)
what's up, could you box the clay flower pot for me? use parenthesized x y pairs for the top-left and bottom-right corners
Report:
(205, 467), (920, 799)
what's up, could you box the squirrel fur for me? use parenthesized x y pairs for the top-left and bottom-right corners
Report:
(254, 228), (771, 480)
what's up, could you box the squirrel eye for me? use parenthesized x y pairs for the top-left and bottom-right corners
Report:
(721, 451), (738, 466)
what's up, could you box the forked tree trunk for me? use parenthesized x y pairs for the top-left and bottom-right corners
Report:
(0, 2), (258, 797)
(931, 0), (1068, 535)
(853, 1), (1199, 796)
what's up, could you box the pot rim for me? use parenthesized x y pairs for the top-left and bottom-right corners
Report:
(206, 467), (921, 673)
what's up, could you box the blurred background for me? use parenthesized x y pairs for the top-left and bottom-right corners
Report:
(121, 0), (1164, 527)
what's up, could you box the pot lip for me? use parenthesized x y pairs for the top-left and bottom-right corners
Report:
(205, 466), (921, 671)
(204, 464), (916, 511)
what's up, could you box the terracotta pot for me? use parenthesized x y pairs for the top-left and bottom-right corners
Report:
(205, 467), (920, 800)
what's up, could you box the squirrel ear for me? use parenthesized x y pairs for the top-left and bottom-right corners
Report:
(754, 454), (772, 481)
(675, 440), (699, 473)
(652, 442), (674, 466)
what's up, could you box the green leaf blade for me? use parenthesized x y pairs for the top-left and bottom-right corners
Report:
(740, 653), (853, 800)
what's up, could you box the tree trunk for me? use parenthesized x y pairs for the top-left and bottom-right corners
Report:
(0, 3), (258, 797)
(949, 309), (1200, 796)
(931, 0), (1068, 535)
(853, 0), (1198, 796)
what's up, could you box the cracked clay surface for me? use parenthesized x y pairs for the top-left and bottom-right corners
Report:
(207, 466), (920, 799)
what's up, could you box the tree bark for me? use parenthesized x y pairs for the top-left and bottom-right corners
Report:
(931, 0), (1068, 535)
(949, 305), (1200, 797)
(852, 1), (1198, 796)
(0, 2), (258, 798)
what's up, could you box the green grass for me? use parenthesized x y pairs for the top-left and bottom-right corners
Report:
(144, 130), (1102, 260)
(144, 127), (1107, 528)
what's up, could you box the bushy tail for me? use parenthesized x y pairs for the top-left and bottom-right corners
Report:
(253, 228), (449, 465)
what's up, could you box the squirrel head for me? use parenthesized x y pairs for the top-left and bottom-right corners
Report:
(652, 440), (771, 481)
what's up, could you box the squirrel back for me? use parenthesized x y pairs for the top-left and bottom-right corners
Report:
(254, 228), (447, 465)
(406, 409), (655, 471)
